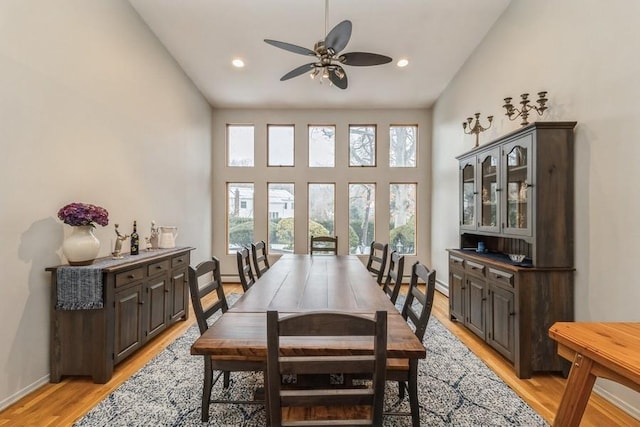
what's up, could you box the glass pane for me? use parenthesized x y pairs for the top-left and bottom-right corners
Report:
(389, 125), (417, 167)
(349, 184), (375, 254)
(268, 125), (294, 166)
(308, 184), (335, 241)
(506, 146), (528, 229)
(309, 126), (335, 167)
(227, 183), (254, 254)
(481, 154), (498, 227)
(227, 125), (254, 167)
(268, 183), (295, 254)
(349, 125), (376, 166)
(390, 183), (416, 255)
(462, 164), (475, 226)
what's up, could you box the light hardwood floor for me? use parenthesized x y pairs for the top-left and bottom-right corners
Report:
(1, 285), (638, 426)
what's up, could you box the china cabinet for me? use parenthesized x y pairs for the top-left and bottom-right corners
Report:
(449, 122), (576, 378)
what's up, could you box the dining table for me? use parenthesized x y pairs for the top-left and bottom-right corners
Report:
(191, 253), (426, 364)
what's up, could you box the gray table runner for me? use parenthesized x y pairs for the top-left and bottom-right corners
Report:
(55, 248), (181, 310)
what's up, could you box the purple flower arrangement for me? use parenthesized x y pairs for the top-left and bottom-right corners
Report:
(57, 202), (109, 227)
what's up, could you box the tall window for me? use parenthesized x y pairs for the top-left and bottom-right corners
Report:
(268, 125), (294, 166)
(389, 125), (417, 167)
(390, 183), (416, 255)
(268, 183), (295, 254)
(349, 125), (376, 166)
(309, 125), (335, 167)
(308, 183), (335, 239)
(349, 183), (376, 254)
(227, 183), (254, 254)
(227, 125), (254, 167)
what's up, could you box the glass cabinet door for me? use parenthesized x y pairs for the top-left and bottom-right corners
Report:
(478, 149), (500, 233)
(503, 136), (533, 236)
(460, 161), (476, 230)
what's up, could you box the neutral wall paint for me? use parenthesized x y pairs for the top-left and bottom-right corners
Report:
(0, 1), (212, 408)
(432, 0), (640, 417)
(211, 109), (431, 277)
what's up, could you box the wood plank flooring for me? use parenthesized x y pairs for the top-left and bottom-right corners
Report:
(1, 285), (638, 426)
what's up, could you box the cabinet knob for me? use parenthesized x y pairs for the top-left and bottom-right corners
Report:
(138, 301), (144, 305)
(155, 265), (162, 270)
(164, 289), (170, 293)
(509, 312), (516, 316)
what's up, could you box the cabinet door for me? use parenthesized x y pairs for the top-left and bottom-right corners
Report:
(502, 134), (533, 236)
(145, 275), (168, 340)
(169, 268), (188, 323)
(465, 276), (486, 339)
(459, 159), (476, 231)
(487, 284), (515, 362)
(449, 268), (465, 322)
(477, 148), (501, 233)
(114, 285), (143, 363)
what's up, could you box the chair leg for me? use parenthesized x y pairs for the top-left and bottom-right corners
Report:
(223, 371), (231, 388)
(202, 357), (213, 422)
(398, 380), (405, 399)
(408, 360), (420, 427)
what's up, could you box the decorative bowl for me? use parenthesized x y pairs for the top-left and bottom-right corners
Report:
(508, 254), (526, 263)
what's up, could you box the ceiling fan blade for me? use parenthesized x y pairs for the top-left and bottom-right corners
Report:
(324, 20), (352, 53)
(264, 39), (316, 56)
(329, 66), (348, 89)
(280, 63), (316, 81)
(340, 52), (393, 66)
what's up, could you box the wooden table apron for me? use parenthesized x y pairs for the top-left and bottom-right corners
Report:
(191, 254), (426, 360)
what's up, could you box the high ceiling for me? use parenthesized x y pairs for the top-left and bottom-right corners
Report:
(128, 0), (510, 109)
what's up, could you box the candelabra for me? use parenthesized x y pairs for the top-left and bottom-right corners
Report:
(502, 91), (548, 127)
(462, 113), (493, 147)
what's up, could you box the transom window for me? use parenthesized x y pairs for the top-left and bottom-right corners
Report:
(227, 125), (254, 167)
(268, 125), (295, 166)
(390, 125), (417, 167)
(308, 125), (335, 167)
(349, 125), (376, 167)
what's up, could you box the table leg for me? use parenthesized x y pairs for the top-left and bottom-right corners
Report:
(553, 353), (597, 427)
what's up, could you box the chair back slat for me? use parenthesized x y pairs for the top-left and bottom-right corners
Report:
(382, 251), (405, 304)
(401, 261), (436, 342)
(310, 235), (338, 255)
(236, 246), (256, 291)
(251, 240), (270, 278)
(366, 241), (388, 285)
(188, 257), (228, 335)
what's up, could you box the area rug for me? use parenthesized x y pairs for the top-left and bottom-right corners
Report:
(75, 294), (547, 426)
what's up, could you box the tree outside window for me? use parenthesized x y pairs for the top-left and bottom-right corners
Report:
(309, 126), (335, 167)
(349, 125), (376, 166)
(349, 183), (375, 254)
(227, 183), (254, 254)
(390, 183), (416, 255)
(390, 125), (417, 167)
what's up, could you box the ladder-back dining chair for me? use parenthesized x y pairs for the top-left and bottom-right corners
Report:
(266, 310), (387, 426)
(366, 241), (389, 285)
(251, 240), (270, 278)
(382, 250), (405, 304)
(309, 235), (338, 255)
(386, 261), (436, 426)
(188, 257), (265, 421)
(236, 246), (256, 291)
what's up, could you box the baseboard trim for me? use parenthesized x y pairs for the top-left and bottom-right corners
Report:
(435, 278), (449, 297)
(593, 383), (640, 421)
(0, 374), (50, 412)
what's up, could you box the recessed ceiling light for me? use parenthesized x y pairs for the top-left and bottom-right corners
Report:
(397, 58), (409, 68)
(232, 58), (245, 68)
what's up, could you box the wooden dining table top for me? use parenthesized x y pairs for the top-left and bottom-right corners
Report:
(191, 254), (426, 360)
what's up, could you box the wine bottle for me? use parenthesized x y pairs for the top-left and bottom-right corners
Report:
(130, 220), (139, 255)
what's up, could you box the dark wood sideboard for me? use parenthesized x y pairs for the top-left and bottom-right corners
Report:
(449, 122), (576, 379)
(47, 247), (193, 383)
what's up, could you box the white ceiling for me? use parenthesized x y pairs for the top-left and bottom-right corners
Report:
(128, 0), (511, 109)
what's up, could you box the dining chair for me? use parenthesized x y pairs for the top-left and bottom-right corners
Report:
(309, 235), (338, 255)
(266, 310), (387, 426)
(386, 261), (436, 426)
(382, 250), (405, 304)
(188, 257), (265, 422)
(251, 240), (270, 278)
(236, 246), (256, 291)
(366, 241), (389, 285)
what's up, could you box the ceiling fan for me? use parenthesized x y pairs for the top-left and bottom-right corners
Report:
(264, 0), (392, 89)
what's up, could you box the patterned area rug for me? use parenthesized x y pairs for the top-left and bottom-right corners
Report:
(76, 295), (547, 426)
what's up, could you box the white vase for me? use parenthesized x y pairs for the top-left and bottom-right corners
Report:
(62, 225), (101, 266)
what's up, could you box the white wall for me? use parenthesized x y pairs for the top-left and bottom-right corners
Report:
(0, 0), (212, 408)
(431, 0), (640, 417)
(212, 109), (431, 277)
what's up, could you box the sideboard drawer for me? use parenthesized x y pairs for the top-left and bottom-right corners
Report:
(116, 267), (144, 287)
(172, 254), (189, 268)
(488, 267), (514, 288)
(148, 260), (170, 276)
(449, 255), (464, 269)
(465, 260), (486, 277)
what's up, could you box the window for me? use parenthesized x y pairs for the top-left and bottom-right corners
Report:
(227, 183), (254, 254)
(390, 183), (416, 255)
(227, 125), (254, 167)
(349, 183), (376, 254)
(309, 125), (335, 167)
(268, 125), (294, 166)
(308, 183), (335, 239)
(389, 125), (417, 167)
(268, 183), (295, 254)
(349, 125), (376, 166)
